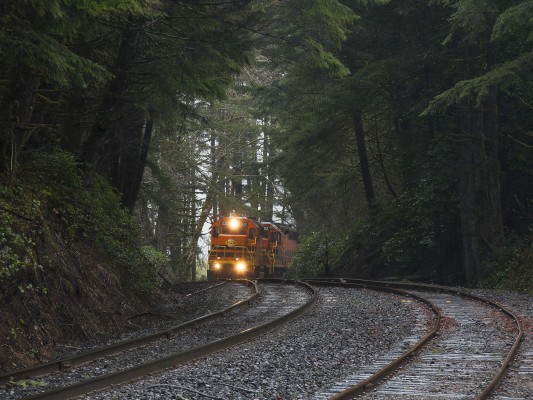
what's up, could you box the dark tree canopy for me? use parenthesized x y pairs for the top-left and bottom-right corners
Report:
(0, 0), (531, 290)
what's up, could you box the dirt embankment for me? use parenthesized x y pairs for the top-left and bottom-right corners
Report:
(0, 236), (158, 373)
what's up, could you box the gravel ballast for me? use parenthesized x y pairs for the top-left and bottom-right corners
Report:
(84, 286), (423, 399)
(5, 283), (528, 399)
(0, 281), (255, 400)
(472, 289), (533, 400)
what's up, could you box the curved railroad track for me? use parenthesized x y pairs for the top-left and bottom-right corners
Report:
(1, 278), (524, 399)
(90, 280), (435, 399)
(0, 280), (255, 387)
(306, 278), (524, 400)
(0, 279), (317, 400)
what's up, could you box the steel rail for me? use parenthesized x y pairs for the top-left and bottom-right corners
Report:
(0, 279), (257, 386)
(184, 281), (227, 297)
(342, 278), (525, 400)
(18, 279), (317, 400)
(304, 279), (441, 400)
(307, 278), (524, 400)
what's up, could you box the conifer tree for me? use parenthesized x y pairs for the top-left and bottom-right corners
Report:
(423, 0), (533, 282)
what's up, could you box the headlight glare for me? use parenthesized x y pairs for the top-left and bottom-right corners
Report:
(235, 261), (247, 272)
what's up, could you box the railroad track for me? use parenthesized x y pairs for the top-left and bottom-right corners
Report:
(307, 278), (524, 400)
(96, 283), (423, 399)
(0, 279), (317, 400)
(1, 279), (524, 399)
(0, 280), (255, 387)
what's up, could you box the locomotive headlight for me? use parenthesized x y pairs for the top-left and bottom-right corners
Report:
(235, 261), (247, 272)
(229, 217), (240, 231)
(214, 262), (221, 270)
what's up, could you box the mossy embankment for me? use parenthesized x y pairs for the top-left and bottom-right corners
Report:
(0, 150), (167, 372)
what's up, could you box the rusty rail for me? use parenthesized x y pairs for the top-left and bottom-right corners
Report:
(305, 278), (524, 400)
(13, 279), (317, 400)
(305, 279), (441, 399)
(0, 279), (257, 386)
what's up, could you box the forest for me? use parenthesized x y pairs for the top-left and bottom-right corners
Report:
(0, 0), (532, 325)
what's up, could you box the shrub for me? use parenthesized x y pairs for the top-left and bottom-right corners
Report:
(288, 230), (347, 278)
(480, 229), (533, 293)
(0, 174), (43, 296)
(1, 149), (165, 295)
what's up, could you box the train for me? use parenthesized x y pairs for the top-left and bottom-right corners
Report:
(207, 214), (297, 280)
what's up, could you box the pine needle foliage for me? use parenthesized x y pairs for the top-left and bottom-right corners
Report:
(424, 52), (533, 112)
(491, 1), (533, 42)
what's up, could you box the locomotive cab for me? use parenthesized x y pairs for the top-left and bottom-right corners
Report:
(260, 222), (284, 276)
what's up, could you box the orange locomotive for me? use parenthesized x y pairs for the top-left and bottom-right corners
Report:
(207, 215), (297, 280)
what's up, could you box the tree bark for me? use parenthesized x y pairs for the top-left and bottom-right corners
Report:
(81, 23), (138, 180)
(127, 117), (154, 210)
(187, 193), (213, 281)
(482, 50), (504, 248)
(458, 92), (503, 284)
(375, 128), (397, 199)
(116, 107), (152, 211)
(456, 39), (504, 284)
(262, 126), (274, 220)
(458, 105), (483, 283)
(353, 108), (377, 212)
(0, 65), (40, 172)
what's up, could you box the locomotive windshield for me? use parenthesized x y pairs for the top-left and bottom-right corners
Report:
(221, 218), (247, 235)
(270, 232), (280, 243)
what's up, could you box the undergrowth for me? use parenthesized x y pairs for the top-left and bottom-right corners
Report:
(480, 229), (533, 294)
(0, 149), (167, 301)
(288, 230), (348, 278)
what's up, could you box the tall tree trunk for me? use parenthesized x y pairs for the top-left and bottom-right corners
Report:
(0, 65), (40, 173)
(127, 117), (154, 210)
(458, 94), (503, 284)
(483, 45), (504, 248)
(210, 130), (218, 219)
(81, 24), (138, 180)
(187, 175), (198, 281)
(62, 94), (91, 156)
(456, 40), (504, 284)
(458, 105), (482, 283)
(375, 128), (397, 199)
(250, 136), (260, 211)
(116, 107), (152, 211)
(188, 193), (213, 281)
(262, 127), (274, 220)
(353, 108), (377, 212)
